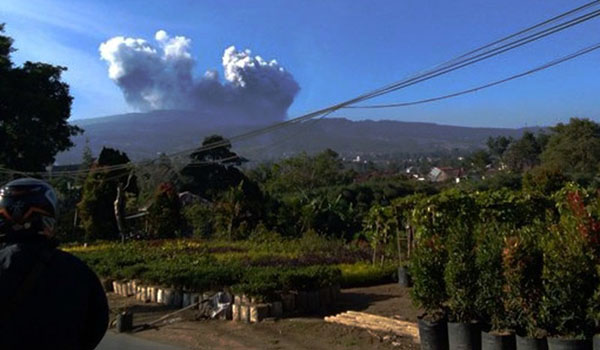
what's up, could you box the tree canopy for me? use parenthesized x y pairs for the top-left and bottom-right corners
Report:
(540, 118), (600, 174)
(0, 24), (82, 171)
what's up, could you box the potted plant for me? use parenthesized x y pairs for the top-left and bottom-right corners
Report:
(445, 223), (481, 350)
(540, 186), (598, 350)
(475, 223), (515, 350)
(410, 234), (449, 350)
(502, 227), (546, 350)
(540, 226), (595, 349)
(587, 268), (600, 350)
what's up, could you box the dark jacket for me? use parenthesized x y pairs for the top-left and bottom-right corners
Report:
(0, 238), (108, 350)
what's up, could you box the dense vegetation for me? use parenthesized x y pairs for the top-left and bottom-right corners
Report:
(66, 236), (397, 295)
(0, 24), (81, 173)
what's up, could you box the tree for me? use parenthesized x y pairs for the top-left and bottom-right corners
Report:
(486, 136), (512, 161)
(363, 204), (398, 266)
(137, 153), (180, 204)
(540, 118), (600, 174)
(181, 135), (259, 200)
(467, 149), (491, 174)
(77, 138), (94, 185)
(213, 182), (256, 240)
(503, 132), (543, 172)
(147, 182), (182, 238)
(263, 149), (353, 195)
(78, 147), (137, 241)
(0, 24), (82, 171)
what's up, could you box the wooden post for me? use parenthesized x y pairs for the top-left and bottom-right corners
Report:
(114, 184), (125, 243)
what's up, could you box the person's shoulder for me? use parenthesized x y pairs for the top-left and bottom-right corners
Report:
(53, 249), (95, 275)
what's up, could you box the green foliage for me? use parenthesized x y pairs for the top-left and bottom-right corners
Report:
(409, 235), (448, 317)
(538, 184), (600, 338)
(540, 225), (597, 338)
(487, 136), (512, 161)
(502, 227), (544, 337)
(468, 149), (492, 174)
(541, 118), (600, 174)
(444, 224), (478, 322)
(182, 203), (213, 238)
(181, 135), (261, 202)
(213, 181), (260, 240)
(77, 147), (136, 241)
(338, 262), (397, 288)
(0, 25), (82, 171)
(49, 177), (84, 242)
(473, 189), (554, 227)
(67, 239), (361, 297)
(503, 131), (543, 172)
(523, 165), (569, 195)
(147, 182), (183, 238)
(410, 189), (477, 239)
(260, 149), (354, 195)
(363, 204), (398, 265)
(475, 223), (512, 331)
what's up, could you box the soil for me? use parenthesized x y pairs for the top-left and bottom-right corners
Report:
(108, 284), (422, 350)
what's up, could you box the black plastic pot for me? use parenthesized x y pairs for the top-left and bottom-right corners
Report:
(546, 337), (591, 350)
(481, 331), (516, 350)
(418, 317), (448, 350)
(516, 335), (547, 350)
(593, 335), (600, 350)
(448, 322), (482, 350)
(398, 266), (412, 287)
(116, 311), (133, 333)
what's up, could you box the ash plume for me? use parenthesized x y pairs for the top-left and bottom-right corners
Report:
(99, 30), (299, 124)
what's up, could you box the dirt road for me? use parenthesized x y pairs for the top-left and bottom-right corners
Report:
(108, 284), (421, 350)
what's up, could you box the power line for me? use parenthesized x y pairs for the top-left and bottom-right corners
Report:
(3, 1), (600, 178)
(345, 42), (600, 109)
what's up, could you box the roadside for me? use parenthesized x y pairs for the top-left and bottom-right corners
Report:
(108, 284), (421, 350)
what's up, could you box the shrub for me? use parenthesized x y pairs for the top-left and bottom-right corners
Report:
(444, 223), (478, 323)
(475, 223), (512, 330)
(183, 203), (213, 238)
(502, 227), (544, 337)
(77, 147), (137, 241)
(147, 182), (183, 238)
(338, 262), (397, 288)
(409, 235), (448, 320)
(539, 224), (597, 338)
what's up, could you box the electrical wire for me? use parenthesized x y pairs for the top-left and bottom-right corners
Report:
(345, 41), (600, 109)
(3, 1), (600, 178)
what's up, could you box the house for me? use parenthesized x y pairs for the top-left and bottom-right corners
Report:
(427, 167), (464, 183)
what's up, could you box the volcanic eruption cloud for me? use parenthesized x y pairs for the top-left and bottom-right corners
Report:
(99, 30), (300, 124)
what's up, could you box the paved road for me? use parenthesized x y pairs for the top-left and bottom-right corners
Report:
(97, 332), (185, 350)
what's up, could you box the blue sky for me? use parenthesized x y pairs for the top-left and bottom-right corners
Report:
(2, 0), (600, 128)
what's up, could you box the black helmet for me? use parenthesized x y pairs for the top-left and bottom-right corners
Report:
(0, 178), (58, 240)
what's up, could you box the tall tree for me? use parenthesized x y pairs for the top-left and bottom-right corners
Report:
(503, 132), (542, 172)
(0, 24), (82, 171)
(78, 147), (137, 241)
(540, 118), (600, 174)
(468, 150), (492, 175)
(181, 135), (258, 200)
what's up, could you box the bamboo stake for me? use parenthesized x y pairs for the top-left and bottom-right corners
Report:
(324, 311), (419, 343)
(132, 301), (201, 332)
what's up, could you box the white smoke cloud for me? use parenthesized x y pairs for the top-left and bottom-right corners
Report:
(99, 30), (299, 123)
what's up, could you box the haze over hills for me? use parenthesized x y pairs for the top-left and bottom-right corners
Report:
(56, 110), (541, 165)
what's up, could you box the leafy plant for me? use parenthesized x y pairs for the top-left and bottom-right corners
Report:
(444, 223), (478, 323)
(502, 227), (544, 337)
(475, 222), (512, 330)
(409, 235), (448, 321)
(147, 182), (183, 238)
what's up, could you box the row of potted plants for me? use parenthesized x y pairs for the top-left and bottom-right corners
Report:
(409, 184), (600, 350)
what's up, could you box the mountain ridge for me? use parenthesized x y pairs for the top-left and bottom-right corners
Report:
(56, 110), (541, 165)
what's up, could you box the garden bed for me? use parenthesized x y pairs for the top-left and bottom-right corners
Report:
(66, 238), (397, 305)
